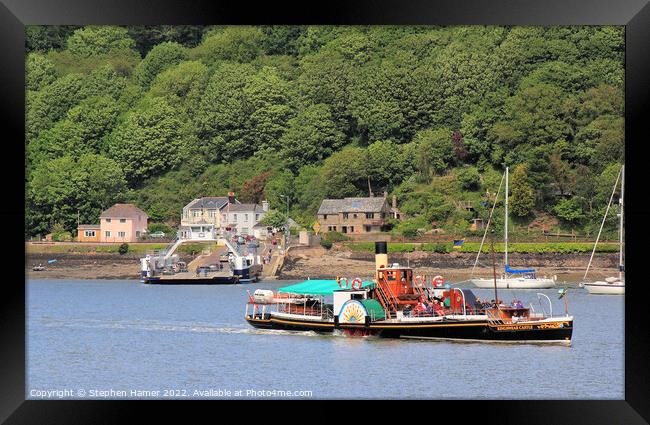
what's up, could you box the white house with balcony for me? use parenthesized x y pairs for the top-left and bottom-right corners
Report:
(178, 194), (270, 240)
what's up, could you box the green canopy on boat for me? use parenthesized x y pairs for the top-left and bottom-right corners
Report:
(277, 279), (375, 296)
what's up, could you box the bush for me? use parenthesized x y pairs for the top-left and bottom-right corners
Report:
(320, 239), (333, 249)
(118, 243), (129, 255)
(323, 231), (350, 242)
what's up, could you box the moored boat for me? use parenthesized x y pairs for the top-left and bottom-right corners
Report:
(581, 164), (625, 295)
(469, 167), (556, 289)
(245, 242), (573, 345)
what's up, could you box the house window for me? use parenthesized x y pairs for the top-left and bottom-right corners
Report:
(84, 230), (96, 237)
(242, 227), (249, 234)
(105, 231), (111, 237)
(323, 214), (327, 219)
(343, 213), (349, 219)
(193, 210), (201, 217)
(233, 214), (237, 222)
(366, 212), (374, 219)
(350, 226), (354, 233)
(365, 225), (372, 232)
(353, 214), (358, 218)
(118, 231), (126, 238)
(244, 213), (249, 221)
(256, 214), (260, 221)
(209, 210), (216, 218)
(120, 219), (126, 223)
(105, 218), (111, 223)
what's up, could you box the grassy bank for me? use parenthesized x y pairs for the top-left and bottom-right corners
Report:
(26, 242), (169, 255)
(343, 242), (620, 254)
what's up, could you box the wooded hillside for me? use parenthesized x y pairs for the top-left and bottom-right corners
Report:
(25, 25), (624, 239)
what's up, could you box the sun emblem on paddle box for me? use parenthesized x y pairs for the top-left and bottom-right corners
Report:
(339, 300), (367, 324)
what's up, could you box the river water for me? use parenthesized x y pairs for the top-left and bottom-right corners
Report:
(27, 279), (624, 400)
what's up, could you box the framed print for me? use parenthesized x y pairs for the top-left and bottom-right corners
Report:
(2, 0), (649, 423)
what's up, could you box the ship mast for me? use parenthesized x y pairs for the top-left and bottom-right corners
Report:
(619, 165), (624, 281)
(504, 166), (509, 271)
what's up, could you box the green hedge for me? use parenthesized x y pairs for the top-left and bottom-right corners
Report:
(344, 242), (619, 254)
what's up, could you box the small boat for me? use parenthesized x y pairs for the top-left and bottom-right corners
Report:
(470, 167), (556, 289)
(32, 264), (46, 271)
(245, 242), (573, 345)
(582, 165), (625, 295)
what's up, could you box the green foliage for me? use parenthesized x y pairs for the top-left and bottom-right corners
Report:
(320, 239), (333, 250)
(118, 243), (129, 255)
(26, 53), (57, 91)
(193, 26), (264, 64)
(67, 26), (137, 57)
(27, 154), (127, 235)
(147, 223), (175, 235)
(413, 128), (453, 177)
(509, 165), (535, 217)
(456, 167), (481, 191)
(553, 198), (584, 224)
(24, 25), (626, 238)
(134, 41), (189, 88)
(108, 97), (192, 184)
(259, 210), (287, 229)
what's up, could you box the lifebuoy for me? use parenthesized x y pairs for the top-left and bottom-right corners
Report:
(351, 278), (362, 290)
(338, 277), (348, 289)
(432, 275), (445, 287)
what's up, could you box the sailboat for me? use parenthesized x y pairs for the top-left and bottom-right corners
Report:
(581, 165), (625, 295)
(470, 167), (556, 289)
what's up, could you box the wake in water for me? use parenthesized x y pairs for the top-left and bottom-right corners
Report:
(32, 317), (330, 338)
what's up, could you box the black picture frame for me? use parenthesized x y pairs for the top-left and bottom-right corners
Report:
(2, 0), (649, 423)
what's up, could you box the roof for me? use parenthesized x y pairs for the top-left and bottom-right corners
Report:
(226, 203), (265, 213)
(99, 204), (148, 219)
(78, 224), (101, 229)
(317, 197), (388, 214)
(185, 197), (232, 210)
(278, 279), (374, 296)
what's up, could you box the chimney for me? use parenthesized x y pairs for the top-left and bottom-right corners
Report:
(392, 195), (397, 209)
(262, 200), (269, 212)
(228, 191), (235, 204)
(375, 241), (388, 279)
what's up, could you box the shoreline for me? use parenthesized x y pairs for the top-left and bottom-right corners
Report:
(26, 248), (619, 283)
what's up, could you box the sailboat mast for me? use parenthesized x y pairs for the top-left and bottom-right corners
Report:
(504, 167), (509, 269)
(619, 165), (624, 281)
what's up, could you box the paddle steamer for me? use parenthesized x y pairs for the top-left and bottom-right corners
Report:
(245, 242), (573, 344)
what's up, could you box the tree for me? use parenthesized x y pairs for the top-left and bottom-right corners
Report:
(413, 128), (453, 177)
(133, 41), (189, 88)
(26, 73), (86, 140)
(242, 67), (294, 153)
(149, 60), (209, 113)
(509, 164), (535, 218)
(320, 147), (368, 198)
(108, 97), (191, 185)
(553, 198), (584, 224)
(67, 26), (137, 57)
(264, 170), (295, 212)
(279, 104), (344, 171)
(259, 210), (287, 229)
(193, 26), (264, 64)
(27, 154), (127, 235)
(239, 172), (271, 204)
(194, 62), (256, 162)
(457, 167), (481, 191)
(26, 53), (57, 91)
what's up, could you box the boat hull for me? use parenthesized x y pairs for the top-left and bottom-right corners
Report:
(245, 315), (573, 344)
(143, 276), (240, 285)
(470, 278), (555, 289)
(583, 282), (625, 295)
